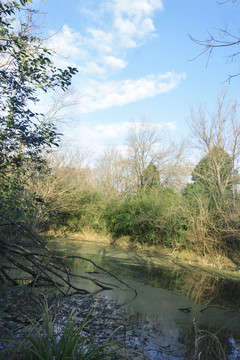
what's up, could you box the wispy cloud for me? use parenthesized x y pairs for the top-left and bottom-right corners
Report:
(166, 122), (177, 131)
(66, 119), (177, 155)
(109, 0), (164, 48)
(48, 0), (185, 114)
(71, 119), (176, 145)
(75, 72), (186, 113)
(52, 0), (163, 72)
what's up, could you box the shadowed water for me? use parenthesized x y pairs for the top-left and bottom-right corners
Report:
(47, 237), (240, 359)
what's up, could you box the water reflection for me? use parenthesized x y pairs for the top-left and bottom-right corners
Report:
(126, 264), (240, 309)
(47, 238), (240, 359)
(186, 324), (240, 360)
(48, 237), (240, 309)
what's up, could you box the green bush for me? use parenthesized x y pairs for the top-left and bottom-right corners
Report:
(63, 191), (108, 233)
(105, 188), (188, 247)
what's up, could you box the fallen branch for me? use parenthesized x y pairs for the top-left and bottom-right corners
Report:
(0, 214), (137, 297)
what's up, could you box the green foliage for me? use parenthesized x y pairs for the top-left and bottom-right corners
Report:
(35, 143), (240, 255)
(105, 188), (187, 247)
(191, 146), (234, 207)
(0, 1), (77, 225)
(183, 146), (240, 253)
(1, 178), (43, 226)
(64, 191), (108, 233)
(56, 186), (188, 249)
(142, 162), (160, 189)
(0, 1), (77, 175)
(104, 199), (136, 239)
(1, 302), (118, 360)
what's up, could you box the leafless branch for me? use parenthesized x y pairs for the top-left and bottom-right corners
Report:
(0, 214), (137, 297)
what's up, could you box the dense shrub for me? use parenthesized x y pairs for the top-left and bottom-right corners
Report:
(63, 190), (108, 233)
(183, 182), (240, 255)
(105, 188), (188, 247)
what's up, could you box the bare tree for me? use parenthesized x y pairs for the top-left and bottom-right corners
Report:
(188, 91), (240, 170)
(126, 119), (191, 191)
(127, 119), (162, 190)
(189, 1), (240, 81)
(187, 92), (240, 251)
(95, 148), (132, 198)
(27, 147), (95, 221)
(42, 89), (81, 126)
(156, 139), (192, 189)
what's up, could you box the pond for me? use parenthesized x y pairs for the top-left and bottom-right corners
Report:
(47, 237), (240, 360)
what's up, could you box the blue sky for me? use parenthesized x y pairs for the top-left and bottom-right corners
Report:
(34, 0), (240, 153)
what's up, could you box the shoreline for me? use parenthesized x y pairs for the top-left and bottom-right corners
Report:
(45, 229), (240, 281)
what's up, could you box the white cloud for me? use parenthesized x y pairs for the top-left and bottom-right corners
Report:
(111, 0), (163, 15)
(86, 28), (113, 53)
(49, 0), (164, 76)
(47, 0), (185, 114)
(76, 72), (186, 113)
(49, 25), (120, 76)
(166, 122), (177, 131)
(67, 121), (131, 151)
(103, 56), (127, 70)
(49, 25), (84, 64)
(109, 0), (163, 47)
(96, 122), (133, 138)
(67, 120), (176, 154)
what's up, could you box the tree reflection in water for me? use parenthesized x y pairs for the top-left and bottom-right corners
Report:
(48, 238), (240, 359)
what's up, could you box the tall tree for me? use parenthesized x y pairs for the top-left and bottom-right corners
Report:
(142, 162), (160, 189)
(0, 0), (77, 223)
(0, 1), (112, 294)
(95, 148), (131, 198)
(186, 92), (240, 252)
(192, 146), (234, 207)
(0, 1), (77, 176)
(126, 119), (190, 192)
(126, 119), (160, 190)
(188, 91), (240, 208)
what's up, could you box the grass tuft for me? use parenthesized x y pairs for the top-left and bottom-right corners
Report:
(1, 300), (121, 360)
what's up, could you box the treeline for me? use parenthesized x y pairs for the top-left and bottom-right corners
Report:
(1, 3), (240, 258)
(20, 94), (240, 256)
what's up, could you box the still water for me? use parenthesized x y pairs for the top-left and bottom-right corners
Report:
(48, 238), (240, 359)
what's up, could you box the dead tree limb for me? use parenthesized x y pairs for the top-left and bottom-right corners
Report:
(0, 214), (137, 297)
